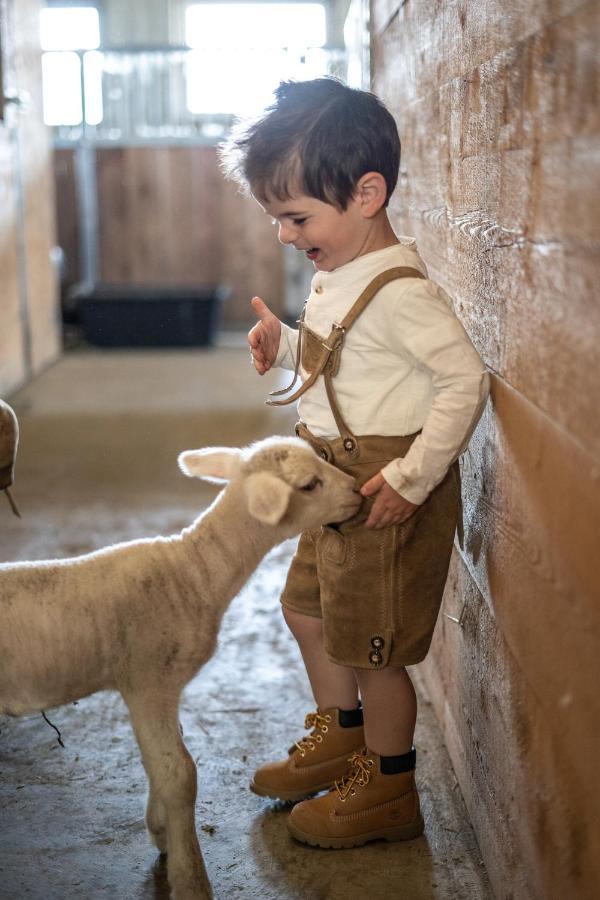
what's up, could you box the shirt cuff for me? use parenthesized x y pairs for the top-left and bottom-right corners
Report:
(381, 462), (431, 505)
(274, 324), (299, 370)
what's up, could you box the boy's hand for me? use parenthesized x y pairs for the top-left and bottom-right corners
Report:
(248, 297), (282, 375)
(361, 472), (419, 529)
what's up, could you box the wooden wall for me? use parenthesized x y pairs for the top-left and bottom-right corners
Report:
(372, 1), (599, 897)
(0, 0), (60, 397)
(55, 145), (285, 326)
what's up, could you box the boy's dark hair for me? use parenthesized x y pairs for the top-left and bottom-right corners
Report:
(219, 78), (400, 210)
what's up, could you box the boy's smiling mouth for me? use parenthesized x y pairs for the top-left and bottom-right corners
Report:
(305, 248), (320, 261)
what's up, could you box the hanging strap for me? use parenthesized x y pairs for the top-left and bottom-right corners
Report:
(267, 265), (425, 454)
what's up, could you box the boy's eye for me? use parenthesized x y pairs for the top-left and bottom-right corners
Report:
(292, 217), (307, 226)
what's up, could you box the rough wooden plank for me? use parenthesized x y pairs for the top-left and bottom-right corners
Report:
(95, 145), (284, 325)
(0, 135), (26, 395)
(417, 376), (600, 898)
(217, 176), (286, 324)
(21, 153), (61, 371)
(97, 148), (128, 282)
(0, 0), (59, 393)
(374, 1), (600, 896)
(15, 0), (60, 373)
(53, 149), (81, 288)
(463, 376), (600, 719)
(372, 0), (590, 92)
(420, 550), (599, 900)
(169, 146), (220, 285)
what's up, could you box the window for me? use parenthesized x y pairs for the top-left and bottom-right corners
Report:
(185, 3), (327, 116)
(39, 6), (100, 51)
(40, 6), (103, 127)
(39, 3), (332, 137)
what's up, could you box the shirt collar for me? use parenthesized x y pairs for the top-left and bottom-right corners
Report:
(310, 240), (426, 293)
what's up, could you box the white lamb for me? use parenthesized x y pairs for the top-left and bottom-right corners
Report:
(0, 436), (360, 899)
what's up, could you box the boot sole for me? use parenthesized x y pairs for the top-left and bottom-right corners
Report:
(287, 814), (425, 848)
(250, 780), (332, 803)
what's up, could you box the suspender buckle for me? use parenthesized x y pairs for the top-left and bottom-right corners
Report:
(323, 323), (345, 352)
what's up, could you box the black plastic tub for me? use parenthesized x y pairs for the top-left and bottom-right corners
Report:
(77, 285), (227, 347)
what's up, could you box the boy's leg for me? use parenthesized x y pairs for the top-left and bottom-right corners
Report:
(283, 607), (359, 710)
(353, 665), (416, 756)
(250, 609), (364, 802)
(287, 664), (423, 848)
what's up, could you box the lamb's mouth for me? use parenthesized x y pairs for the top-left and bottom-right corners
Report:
(327, 498), (363, 526)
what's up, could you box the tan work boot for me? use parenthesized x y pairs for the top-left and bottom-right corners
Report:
(250, 708), (365, 802)
(287, 749), (424, 848)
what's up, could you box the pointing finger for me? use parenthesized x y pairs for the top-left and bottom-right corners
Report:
(250, 296), (273, 320)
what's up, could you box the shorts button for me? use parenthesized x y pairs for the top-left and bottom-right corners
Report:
(369, 651), (383, 666)
(371, 636), (385, 650)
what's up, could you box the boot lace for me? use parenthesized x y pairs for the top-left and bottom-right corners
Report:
(334, 751), (374, 801)
(294, 710), (332, 756)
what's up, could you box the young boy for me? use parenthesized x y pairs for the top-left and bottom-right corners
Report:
(220, 78), (489, 848)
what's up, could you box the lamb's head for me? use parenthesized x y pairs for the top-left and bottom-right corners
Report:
(178, 436), (361, 534)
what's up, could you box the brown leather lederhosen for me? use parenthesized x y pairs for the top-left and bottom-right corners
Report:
(269, 267), (461, 669)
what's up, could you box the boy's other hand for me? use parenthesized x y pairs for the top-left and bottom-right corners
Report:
(248, 296), (282, 375)
(361, 472), (419, 529)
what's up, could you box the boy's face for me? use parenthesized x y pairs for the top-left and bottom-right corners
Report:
(260, 191), (375, 273)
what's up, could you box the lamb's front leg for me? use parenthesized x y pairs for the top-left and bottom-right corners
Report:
(124, 691), (213, 900)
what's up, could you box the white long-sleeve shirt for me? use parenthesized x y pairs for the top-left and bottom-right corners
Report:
(274, 240), (489, 505)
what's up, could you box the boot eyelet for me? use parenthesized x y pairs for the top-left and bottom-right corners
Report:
(316, 735), (323, 742)
(325, 715), (332, 722)
(367, 759), (374, 767)
(321, 725), (329, 733)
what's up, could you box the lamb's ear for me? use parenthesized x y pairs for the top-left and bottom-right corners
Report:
(244, 472), (293, 525)
(178, 447), (242, 483)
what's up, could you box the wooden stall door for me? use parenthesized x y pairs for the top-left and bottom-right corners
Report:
(0, 0), (59, 397)
(0, 0), (26, 394)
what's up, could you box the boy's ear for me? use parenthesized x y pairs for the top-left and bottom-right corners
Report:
(178, 447), (242, 483)
(355, 171), (388, 218)
(244, 471), (293, 525)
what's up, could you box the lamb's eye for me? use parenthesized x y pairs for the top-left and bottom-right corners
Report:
(300, 477), (321, 492)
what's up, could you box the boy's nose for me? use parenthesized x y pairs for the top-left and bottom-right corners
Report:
(278, 222), (296, 245)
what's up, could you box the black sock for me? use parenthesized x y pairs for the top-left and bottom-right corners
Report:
(379, 747), (416, 774)
(338, 705), (363, 728)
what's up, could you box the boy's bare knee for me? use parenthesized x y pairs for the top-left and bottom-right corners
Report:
(354, 664), (409, 689)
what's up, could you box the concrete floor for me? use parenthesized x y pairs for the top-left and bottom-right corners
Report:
(0, 344), (492, 900)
